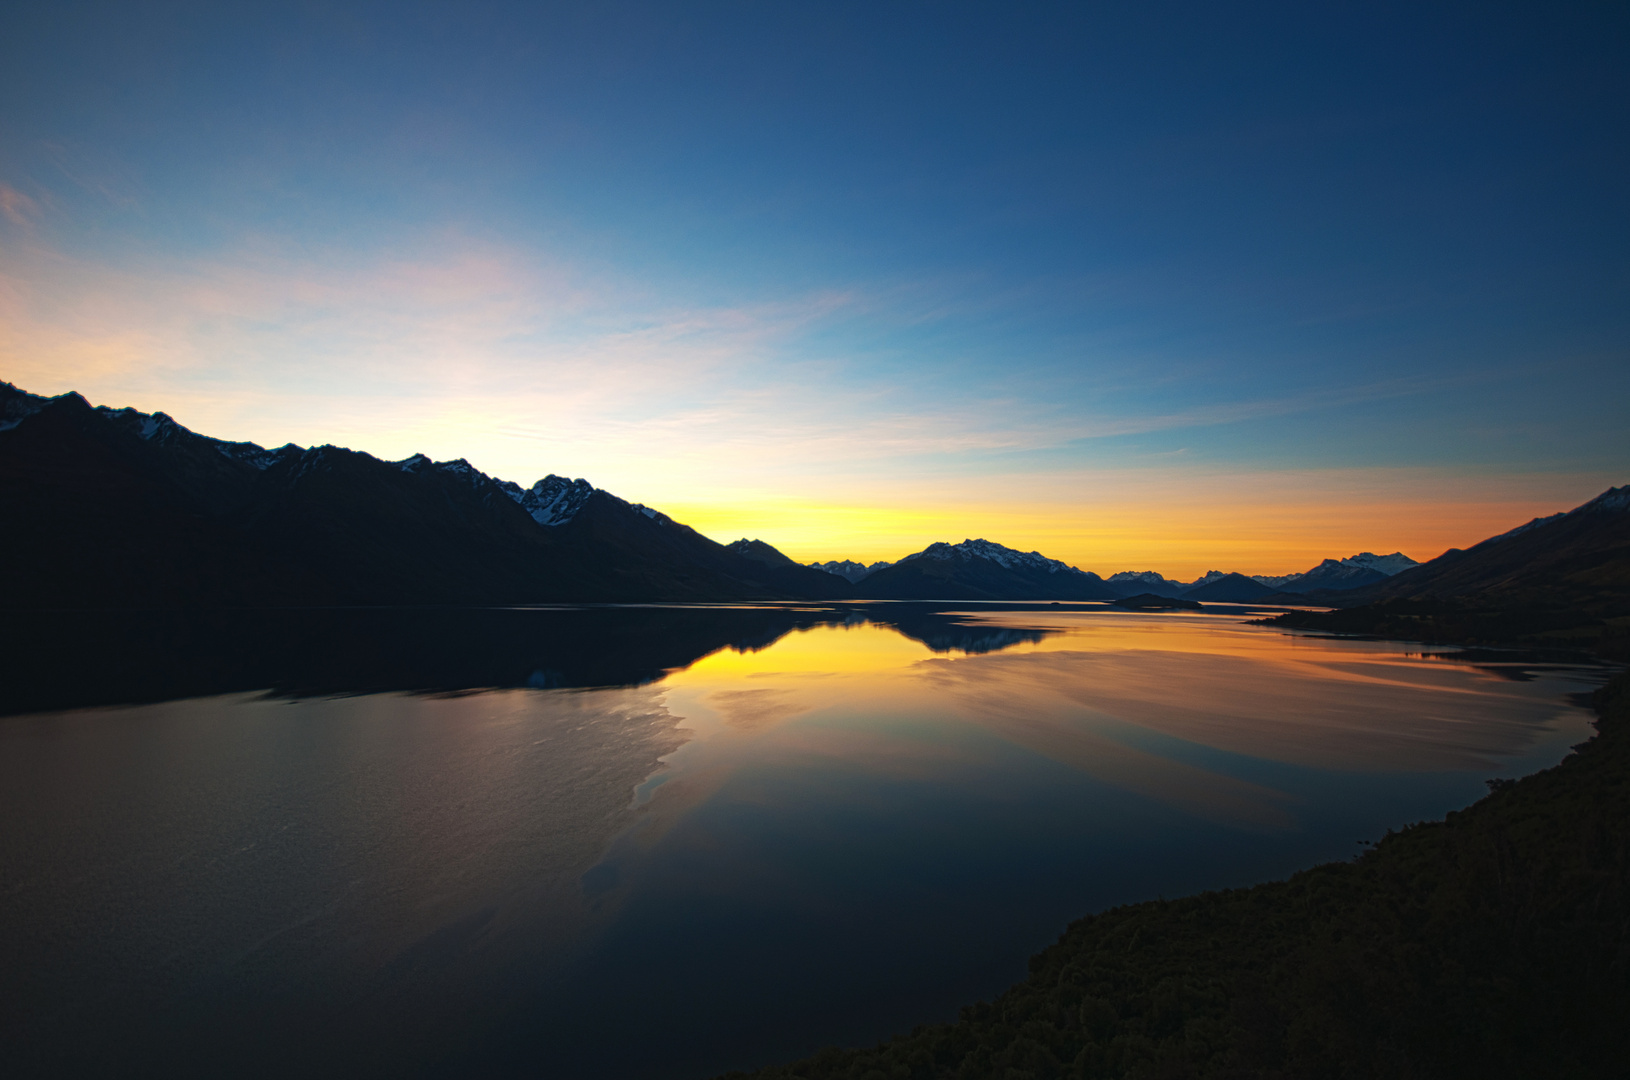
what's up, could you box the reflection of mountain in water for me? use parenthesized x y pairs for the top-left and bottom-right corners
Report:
(0, 604), (1057, 717)
(877, 613), (1050, 654)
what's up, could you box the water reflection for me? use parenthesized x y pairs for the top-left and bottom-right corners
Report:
(0, 605), (1612, 1079)
(0, 603), (1058, 717)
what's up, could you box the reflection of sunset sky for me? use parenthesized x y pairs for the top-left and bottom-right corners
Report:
(646, 614), (1599, 831)
(3, 5), (1625, 578)
(1, 608), (1608, 1073)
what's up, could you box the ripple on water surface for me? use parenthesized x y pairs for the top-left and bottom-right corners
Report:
(0, 606), (1610, 1079)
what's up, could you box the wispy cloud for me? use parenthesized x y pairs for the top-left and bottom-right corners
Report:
(0, 184), (43, 227)
(0, 222), (1478, 501)
(40, 140), (142, 209)
(5, 225), (1599, 580)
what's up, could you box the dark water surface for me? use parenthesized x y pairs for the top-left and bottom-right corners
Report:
(0, 604), (1612, 1078)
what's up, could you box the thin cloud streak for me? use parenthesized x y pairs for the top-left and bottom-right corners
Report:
(0, 230), (1454, 478)
(3, 230), (1614, 580)
(0, 184), (43, 227)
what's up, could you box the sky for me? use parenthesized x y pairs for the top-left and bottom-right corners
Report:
(2, 1), (1626, 577)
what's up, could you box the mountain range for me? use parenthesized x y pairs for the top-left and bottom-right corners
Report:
(1098, 551), (1420, 600)
(1263, 485), (1630, 658)
(0, 383), (846, 607)
(807, 558), (894, 583)
(1342, 485), (1630, 611)
(847, 538), (1118, 601)
(3, 382), (1621, 614)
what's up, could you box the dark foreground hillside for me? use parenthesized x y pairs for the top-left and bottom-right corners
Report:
(723, 670), (1630, 1080)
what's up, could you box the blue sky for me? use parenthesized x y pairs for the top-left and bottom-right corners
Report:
(2, 1), (1626, 573)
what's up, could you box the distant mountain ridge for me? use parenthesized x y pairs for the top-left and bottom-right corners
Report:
(1183, 572), (1279, 602)
(1362, 485), (1630, 608)
(856, 538), (1118, 601)
(11, 380), (1602, 612)
(808, 559), (893, 583)
(1269, 551), (1419, 593)
(1100, 552), (1420, 599)
(1265, 485), (1630, 657)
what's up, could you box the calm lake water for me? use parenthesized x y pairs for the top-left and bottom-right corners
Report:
(0, 604), (1611, 1079)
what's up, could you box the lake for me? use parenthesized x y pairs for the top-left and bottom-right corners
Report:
(0, 603), (1611, 1079)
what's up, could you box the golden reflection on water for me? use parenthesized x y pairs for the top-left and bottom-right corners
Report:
(651, 611), (1595, 830)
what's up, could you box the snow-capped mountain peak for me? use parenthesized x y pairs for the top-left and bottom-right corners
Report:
(1107, 570), (1180, 587)
(1336, 551), (1418, 575)
(1576, 484), (1630, 514)
(808, 559), (893, 583)
(1483, 485), (1629, 545)
(1247, 551), (1422, 592)
(498, 474), (596, 527)
(902, 538), (1087, 576)
(1485, 513), (1567, 544)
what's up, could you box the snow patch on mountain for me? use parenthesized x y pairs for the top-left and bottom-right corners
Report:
(0, 382), (291, 468)
(1576, 484), (1630, 514)
(2, 380), (639, 532)
(1339, 551), (1418, 575)
(1483, 513), (1567, 545)
(398, 454), (492, 487)
(902, 538), (1089, 576)
(1249, 552), (1419, 590)
(1480, 485), (1629, 546)
(93, 401), (289, 469)
(289, 445), (346, 481)
(495, 474), (596, 527)
(810, 559), (893, 583)
(1107, 570), (1182, 588)
(1249, 572), (1303, 588)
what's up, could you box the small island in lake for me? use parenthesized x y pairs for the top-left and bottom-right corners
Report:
(1108, 592), (1202, 610)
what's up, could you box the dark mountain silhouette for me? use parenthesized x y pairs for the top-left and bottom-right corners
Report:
(1266, 485), (1630, 657)
(0, 382), (1171, 607)
(1287, 560), (1387, 592)
(1181, 571), (1278, 602)
(0, 383), (849, 608)
(1365, 486), (1630, 607)
(1251, 552), (1419, 593)
(725, 538), (804, 569)
(1110, 592), (1202, 610)
(1103, 571), (1190, 598)
(858, 538), (1118, 601)
(807, 558), (893, 583)
(1106, 554), (1419, 599)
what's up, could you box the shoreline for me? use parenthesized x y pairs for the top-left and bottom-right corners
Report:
(724, 668), (1630, 1079)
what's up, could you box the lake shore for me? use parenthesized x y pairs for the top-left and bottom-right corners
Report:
(723, 667), (1630, 1079)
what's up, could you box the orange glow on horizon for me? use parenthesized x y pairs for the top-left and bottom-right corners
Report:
(661, 483), (1605, 581)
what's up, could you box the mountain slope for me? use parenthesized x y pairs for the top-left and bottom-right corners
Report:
(1181, 572), (1278, 602)
(1104, 571), (1189, 598)
(1283, 551), (1419, 592)
(0, 383), (847, 607)
(1365, 486), (1630, 608)
(859, 539), (1117, 600)
(1265, 485), (1630, 657)
(808, 559), (893, 583)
